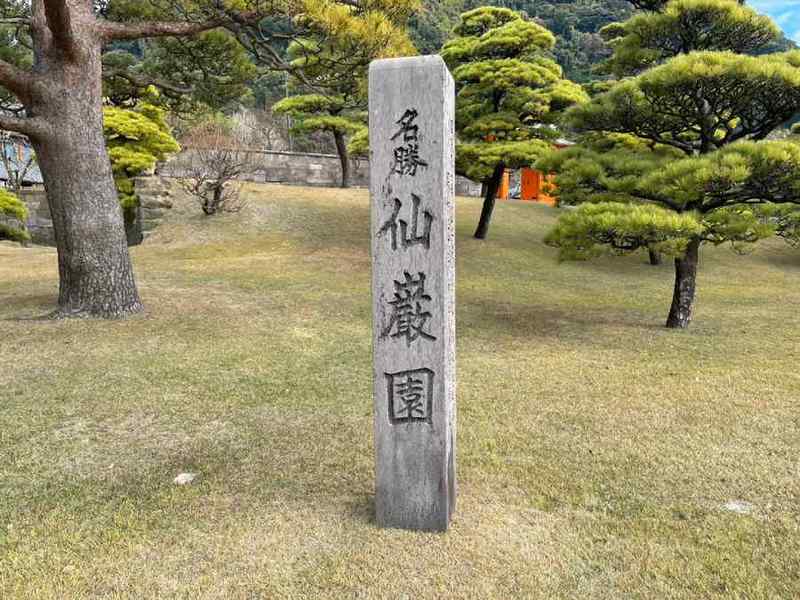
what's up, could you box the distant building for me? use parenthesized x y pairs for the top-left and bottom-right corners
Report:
(1, 132), (44, 189)
(503, 139), (574, 205)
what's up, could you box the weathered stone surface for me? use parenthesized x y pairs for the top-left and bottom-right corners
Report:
(370, 55), (456, 532)
(141, 197), (173, 210)
(16, 178), (174, 246)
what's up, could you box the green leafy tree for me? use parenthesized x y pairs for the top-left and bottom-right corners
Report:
(538, 132), (682, 264)
(273, 94), (364, 188)
(347, 126), (370, 159)
(441, 6), (588, 239)
(761, 204), (800, 247)
(600, 0), (778, 76)
(104, 101), (180, 209)
(103, 100), (181, 243)
(541, 0), (800, 328)
(103, 30), (258, 115)
(0, 188), (29, 243)
(410, 0), (794, 82)
(271, 5), (415, 188)
(0, 0), (411, 318)
(410, 0), (639, 82)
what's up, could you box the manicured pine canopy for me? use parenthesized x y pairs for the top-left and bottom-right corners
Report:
(540, 0), (800, 328)
(441, 7), (587, 239)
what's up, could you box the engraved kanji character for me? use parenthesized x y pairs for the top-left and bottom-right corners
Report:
(377, 194), (433, 251)
(381, 271), (437, 346)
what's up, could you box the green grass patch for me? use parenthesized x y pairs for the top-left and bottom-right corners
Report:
(0, 184), (798, 598)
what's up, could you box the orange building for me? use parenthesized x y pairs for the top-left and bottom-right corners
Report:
(496, 140), (571, 205)
(486, 138), (570, 204)
(498, 170), (510, 200)
(520, 168), (557, 206)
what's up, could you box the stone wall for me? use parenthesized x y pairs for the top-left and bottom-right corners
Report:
(161, 148), (369, 188)
(135, 176), (174, 241)
(160, 148), (483, 197)
(19, 189), (54, 246)
(14, 150), (483, 246)
(17, 178), (175, 247)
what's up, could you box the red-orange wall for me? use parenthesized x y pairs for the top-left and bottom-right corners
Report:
(520, 168), (556, 206)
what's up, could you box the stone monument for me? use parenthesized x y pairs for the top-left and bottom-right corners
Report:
(369, 55), (456, 532)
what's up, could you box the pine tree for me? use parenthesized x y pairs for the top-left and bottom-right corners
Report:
(103, 30), (259, 114)
(541, 0), (800, 328)
(0, 0), (416, 318)
(274, 3), (415, 188)
(0, 188), (29, 244)
(441, 6), (587, 239)
(273, 94), (364, 188)
(103, 99), (181, 243)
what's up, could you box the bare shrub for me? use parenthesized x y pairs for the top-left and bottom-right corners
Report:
(179, 124), (253, 215)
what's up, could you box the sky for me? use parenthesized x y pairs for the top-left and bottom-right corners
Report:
(750, 1), (800, 42)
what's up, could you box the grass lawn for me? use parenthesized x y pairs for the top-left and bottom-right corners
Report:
(1, 183), (798, 599)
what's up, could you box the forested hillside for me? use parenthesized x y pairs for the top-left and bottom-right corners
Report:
(410, 0), (635, 81)
(409, 0), (795, 81)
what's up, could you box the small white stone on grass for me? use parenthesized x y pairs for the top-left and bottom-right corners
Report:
(723, 500), (754, 514)
(173, 472), (198, 486)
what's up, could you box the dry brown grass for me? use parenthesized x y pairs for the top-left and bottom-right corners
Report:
(1, 183), (798, 599)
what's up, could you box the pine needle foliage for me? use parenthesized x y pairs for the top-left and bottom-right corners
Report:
(601, 0), (779, 76)
(542, 0), (800, 328)
(0, 188), (29, 244)
(272, 3), (416, 186)
(103, 101), (181, 210)
(441, 6), (587, 238)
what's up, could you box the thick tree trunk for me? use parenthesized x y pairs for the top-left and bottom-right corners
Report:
(333, 131), (350, 189)
(648, 247), (662, 266)
(666, 238), (701, 329)
(474, 162), (505, 240)
(28, 12), (142, 318)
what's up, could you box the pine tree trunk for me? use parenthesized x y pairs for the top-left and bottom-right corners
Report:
(28, 11), (142, 318)
(124, 204), (143, 247)
(666, 238), (701, 329)
(474, 162), (505, 240)
(648, 247), (662, 266)
(333, 130), (350, 189)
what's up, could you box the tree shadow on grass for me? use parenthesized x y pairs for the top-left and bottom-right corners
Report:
(747, 249), (800, 271)
(459, 295), (666, 345)
(0, 293), (60, 320)
(343, 494), (377, 526)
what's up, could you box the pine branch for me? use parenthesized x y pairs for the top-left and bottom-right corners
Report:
(98, 18), (225, 42)
(42, 0), (77, 57)
(103, 68), (193, 96)
(0, 59), (35, 103)
(0, 114), (49, 138)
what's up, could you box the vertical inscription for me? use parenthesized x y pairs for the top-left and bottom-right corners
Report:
(370, 56), (456, 532)
(391, 109), (429, 176)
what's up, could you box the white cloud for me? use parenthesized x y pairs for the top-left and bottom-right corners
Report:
(750, 1), (800, 41)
